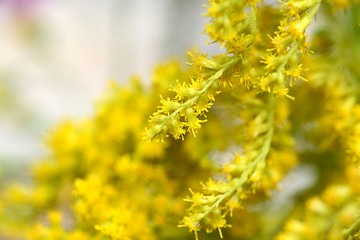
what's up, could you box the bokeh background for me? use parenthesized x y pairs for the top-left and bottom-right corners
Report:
(0, 0), (219, 179)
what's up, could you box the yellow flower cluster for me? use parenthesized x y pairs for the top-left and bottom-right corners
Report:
(204, 0), (259, 53)
(29, 211), (94, 240)
(146, 0), (321, 142)
(145, 0), (261, 142)
(274, 7), (360, 240)
(0, 66), (213, 240)
(145, 0), (323, 237)
(256, 0), (320, 97)
(179, 89), (300, 238)
(1, 1), (360, 240)
(276, 185), (360, 240)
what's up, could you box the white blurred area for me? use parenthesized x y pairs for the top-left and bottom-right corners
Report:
(0, 0), (212, 171)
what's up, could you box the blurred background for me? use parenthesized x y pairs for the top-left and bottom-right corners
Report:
(0, 0), (217, 179)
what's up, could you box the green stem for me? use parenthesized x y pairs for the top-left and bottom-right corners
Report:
(199, 95), (275, 221)
(157, 55), (241, 131)
(277, 43), (299, 74)
(343, 217), (360, 238)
